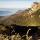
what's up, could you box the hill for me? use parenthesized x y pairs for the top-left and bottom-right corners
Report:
(0, 2), (40, 40)
(0, 2), (40, 26)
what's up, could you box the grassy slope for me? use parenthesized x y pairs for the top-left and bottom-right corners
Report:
(0, 9), (40, 26)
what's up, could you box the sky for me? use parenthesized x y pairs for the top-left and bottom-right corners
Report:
(0, 0), (40, 9)
(0, 0), (40, 16)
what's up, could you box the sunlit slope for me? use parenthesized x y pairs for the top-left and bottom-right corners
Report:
(0, 9), (40, 26)
(0, 2), (40, 26)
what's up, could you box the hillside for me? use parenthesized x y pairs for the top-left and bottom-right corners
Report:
(0, 2), (40, 26)
(0, 2), (40, 40)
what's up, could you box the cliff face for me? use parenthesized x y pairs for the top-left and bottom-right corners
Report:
(0, 2), (40, 26)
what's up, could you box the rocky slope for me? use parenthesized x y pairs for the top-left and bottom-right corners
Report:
(0, 2), (40, 40)
(0, 2), (40, 26)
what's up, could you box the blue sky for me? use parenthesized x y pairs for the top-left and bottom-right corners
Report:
(0, 0), (40, 9)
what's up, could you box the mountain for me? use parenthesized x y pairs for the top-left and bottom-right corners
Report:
(0, 2), (40, 26)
